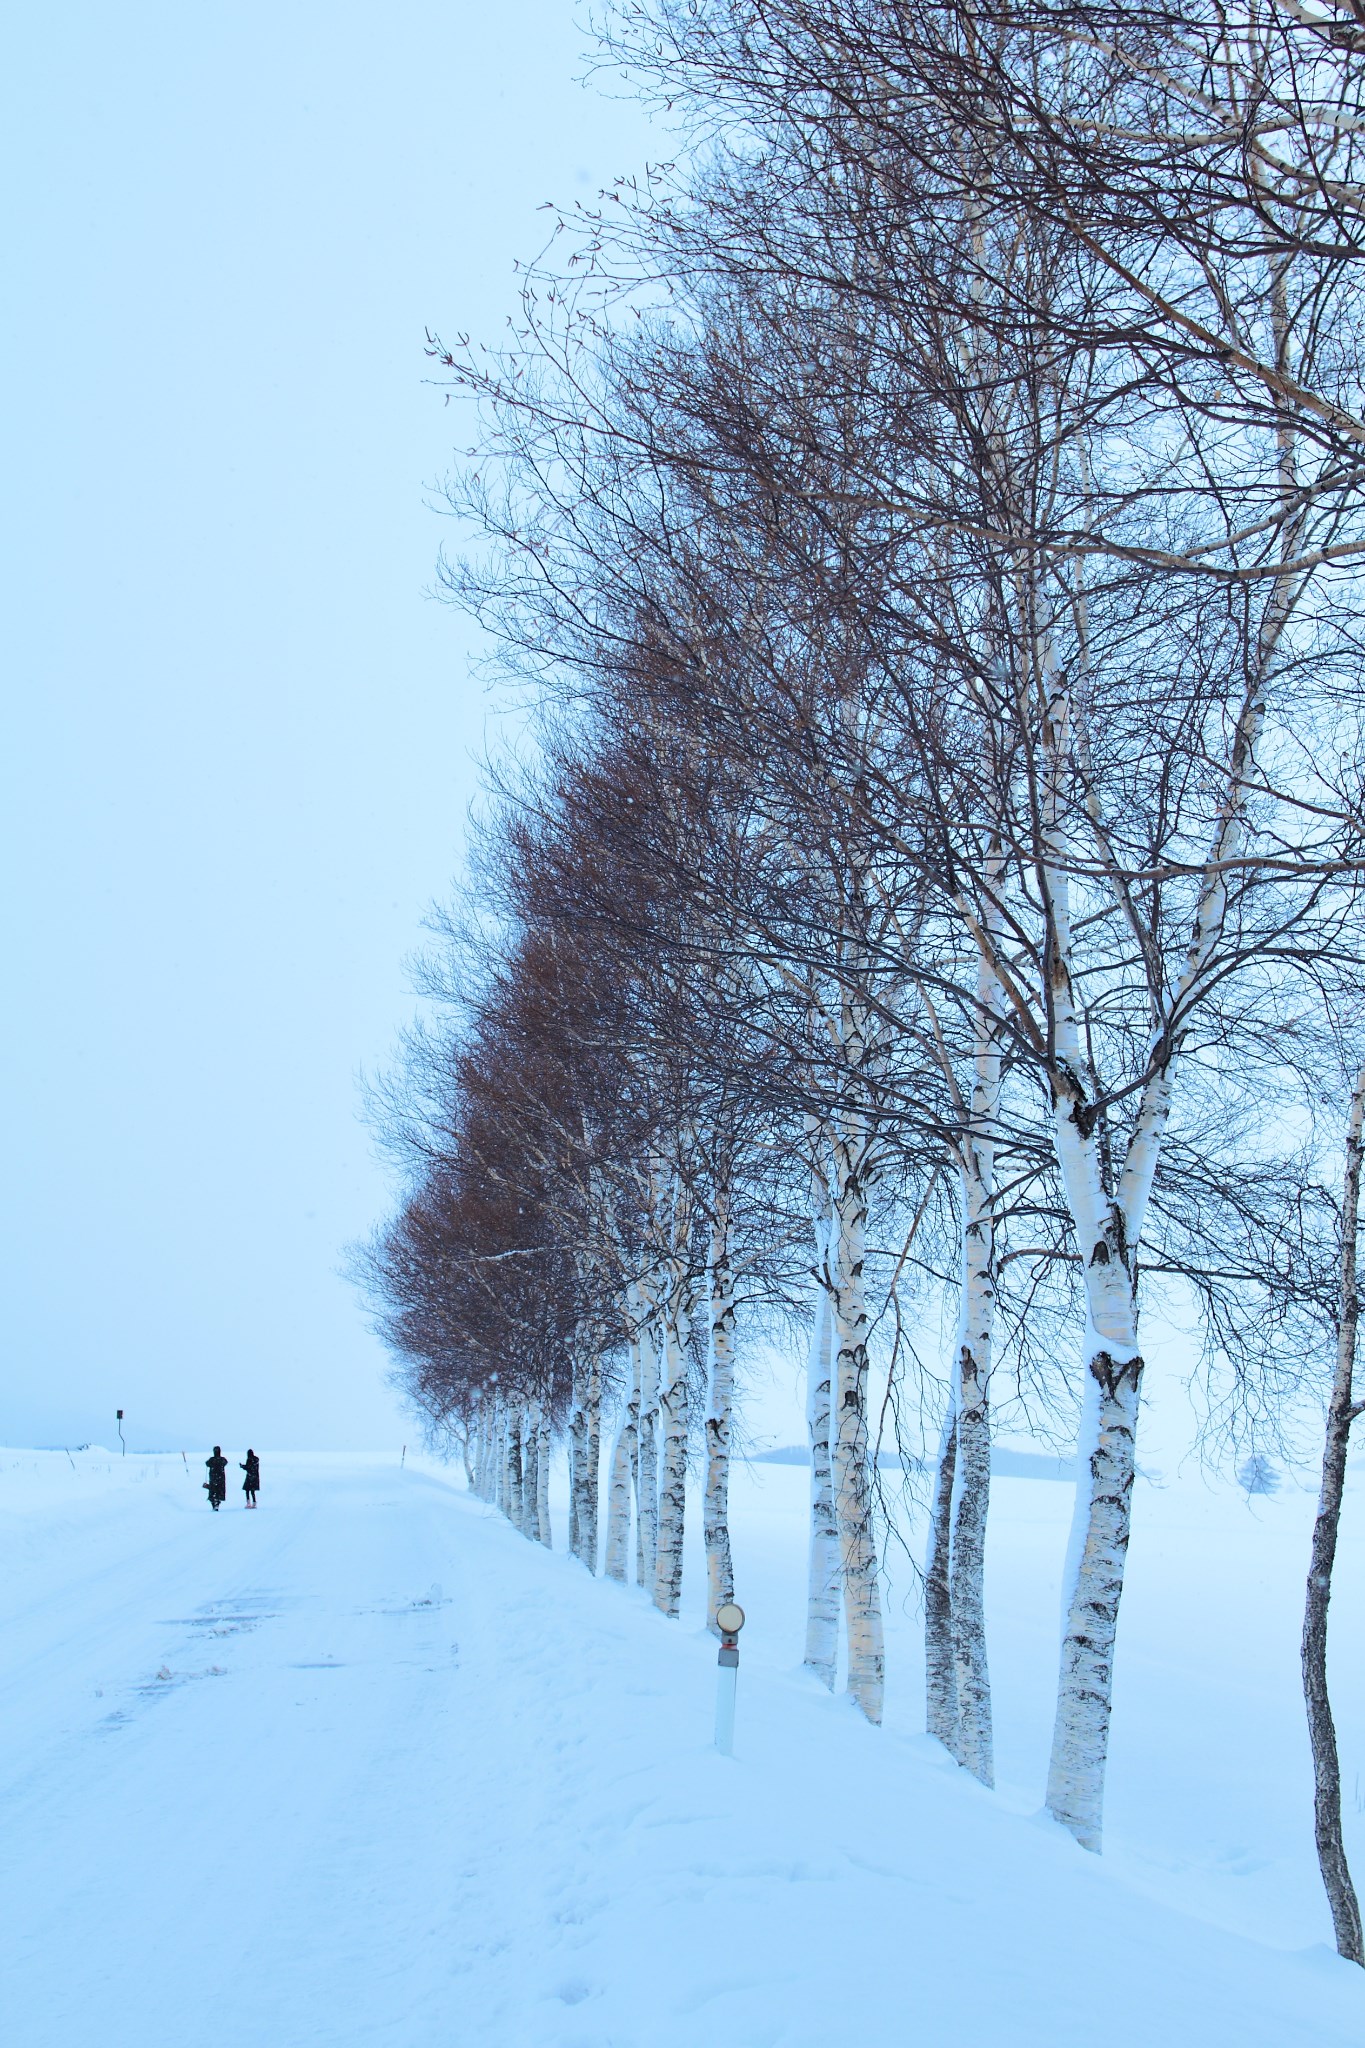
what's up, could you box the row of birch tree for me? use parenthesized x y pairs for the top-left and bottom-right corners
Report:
(358, 0), (1365, 1959)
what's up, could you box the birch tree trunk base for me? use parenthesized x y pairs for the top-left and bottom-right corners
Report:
(580, 1359), (602, 1576)
(517, 1415), (535, 1540)
(605, 1405), (636, 1584)
(951, 1385), (994, 1787)
(925, 1414), (959, 1752)
(636, 1323), (660, 1590)
(703, 1414), (734, 1627)
(1304, 1440), (1365, 1963)
(536, 1414), (552, 1549)
(567, 1378), (584, 1564)
(1046, 1351), (1141, 1851)
(804, 1266), (840, 1690)
(832, 1153), (884, 1724)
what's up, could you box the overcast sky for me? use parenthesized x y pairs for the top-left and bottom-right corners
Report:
(2, 4), (661, 1450)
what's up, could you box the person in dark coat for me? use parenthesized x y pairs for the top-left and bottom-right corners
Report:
(204, 1447), (227, 1510)
(240, 1448), (260, 1508)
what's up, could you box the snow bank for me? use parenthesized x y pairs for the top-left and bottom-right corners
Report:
(1, 1449), (1361, 2045)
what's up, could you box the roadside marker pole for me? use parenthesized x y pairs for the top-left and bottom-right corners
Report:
(116, 1409), (125, 1456)
(714, 1601), (745, 1756)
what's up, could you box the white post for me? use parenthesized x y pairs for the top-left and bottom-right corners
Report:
(713, 1602), (745, 1756)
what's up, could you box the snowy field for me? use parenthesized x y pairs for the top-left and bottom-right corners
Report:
(3, 1446), (1364, 2045)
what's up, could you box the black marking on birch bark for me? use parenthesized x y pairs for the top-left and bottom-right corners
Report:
(1055, 1071), (1099, 1140)
(1089, 1350), (1142, 1399)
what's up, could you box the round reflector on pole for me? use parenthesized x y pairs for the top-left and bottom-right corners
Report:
(714, 1601), (745, 1755)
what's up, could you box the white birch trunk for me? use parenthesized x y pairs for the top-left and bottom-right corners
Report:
(523, 1410), (537, 1537)
(947, 917), (1003, 1787)
(520, 1409), (538, 1539)
(497, 1402), (512, 1521)
(924, 1394), (958, 1748)
(507, 1409), (525, 1535)
(535, 1409), (552, 1548)
(635, 1293), (661, 1588)
(522, 1409), (537, 1536)
(579, 1351), (602, 1576)
(703, 1197), (736, 1630)
(567, 1359), (584, 1562)
(949, 1187), (995, 1787)
(830, 1133), (885, 1723)
(1045, 1316), (1141, 1849)
(1040, 849), (1147, 1845)
(1037, 646), (1147, 1845)
(605, 1331), (641, 1584)
(653, 1264), (694, 1619)
(804, 1206), (840, 1689)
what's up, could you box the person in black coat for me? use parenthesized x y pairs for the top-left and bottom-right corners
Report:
(240, 1449), (260, 1508)
(204, 1447), (227, 1510)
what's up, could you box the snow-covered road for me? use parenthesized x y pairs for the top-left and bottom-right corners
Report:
(3, 1452), (1363, 2045)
